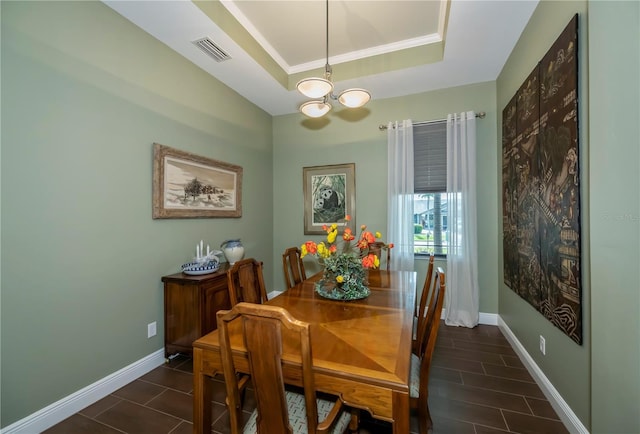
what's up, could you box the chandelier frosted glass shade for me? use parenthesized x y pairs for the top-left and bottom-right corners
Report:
(299, 100), (332, 118)
(338, 88), (371, 108)
(296, 77), (333, 99)
(298, 85), (371, 117)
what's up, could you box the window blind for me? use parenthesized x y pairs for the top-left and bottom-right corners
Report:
(414, 121), (447, 193)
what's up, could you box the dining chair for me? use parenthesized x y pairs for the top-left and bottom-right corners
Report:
(367, 241), (391, 270)
(282, 246), (307, 289)
(410, 267), (446, 434)
(226, 258), (268, 306)
(413, 253), (435, 354)
(217, 302), (356, 434)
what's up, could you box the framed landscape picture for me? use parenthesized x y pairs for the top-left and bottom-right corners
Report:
(303, 163), (355, 235)
(152, 143), (242, 219)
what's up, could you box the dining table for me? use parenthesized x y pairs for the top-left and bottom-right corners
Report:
(192, 269), (417, 434)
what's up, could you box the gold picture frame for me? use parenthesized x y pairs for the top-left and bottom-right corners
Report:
(303, 163), (355, 235)
(152, 143), (242, 219)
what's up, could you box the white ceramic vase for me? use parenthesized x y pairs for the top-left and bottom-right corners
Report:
(221, 239), (245, 265)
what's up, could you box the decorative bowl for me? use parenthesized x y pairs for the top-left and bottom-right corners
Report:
(181, 261), (219, 275)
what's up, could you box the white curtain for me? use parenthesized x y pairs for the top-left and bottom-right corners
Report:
(445, 112), (479, 327)
(387, 120), (414, 271)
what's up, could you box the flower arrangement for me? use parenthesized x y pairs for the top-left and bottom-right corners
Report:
(301, 215), (393, 300)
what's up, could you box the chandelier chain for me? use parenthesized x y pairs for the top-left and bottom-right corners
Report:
(325, 0), (331, 78)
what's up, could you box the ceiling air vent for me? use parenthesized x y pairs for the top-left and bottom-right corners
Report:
(192, 37), (231, 62)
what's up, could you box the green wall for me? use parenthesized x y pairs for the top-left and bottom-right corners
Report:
(272, 82), (500, 314)
(0, 1), (273, 426)
(589, 2), (640, 432)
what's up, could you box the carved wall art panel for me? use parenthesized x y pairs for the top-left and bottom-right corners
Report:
(502, 15), (582, 344)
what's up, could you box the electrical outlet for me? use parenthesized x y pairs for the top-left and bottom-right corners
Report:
(147, 321), (157, 338)
(539, 335), (546, 355)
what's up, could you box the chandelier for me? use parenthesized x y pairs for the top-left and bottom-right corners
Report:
(296, 0), (371, 118)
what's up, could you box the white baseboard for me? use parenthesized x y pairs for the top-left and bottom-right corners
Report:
(479, 312), (498, 325)
(268, 290), (283, 299)
(1, 349), (165, 434)
(498, 317), (589, 434)
(439, 309), (499, 326)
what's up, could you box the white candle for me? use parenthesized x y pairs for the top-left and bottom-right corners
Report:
(200, 240), (203, 257)
(196, 244), (200, 259)
(207, 245), (210, 256)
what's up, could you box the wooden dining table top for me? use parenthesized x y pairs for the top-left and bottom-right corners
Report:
(192, 269), (417, 428)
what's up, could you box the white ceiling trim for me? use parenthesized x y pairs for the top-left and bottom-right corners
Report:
(219, 0), (291, 72)
(289, 33), (444, 74)
(220, 0), (443, 75)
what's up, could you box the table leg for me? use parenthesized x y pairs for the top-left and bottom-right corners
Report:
(193, 348), (212, 434)
(392, 391), (410, 434)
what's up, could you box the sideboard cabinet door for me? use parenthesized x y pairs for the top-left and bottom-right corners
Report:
(162, 264), (230, 358)
(200, 274), (230, 335)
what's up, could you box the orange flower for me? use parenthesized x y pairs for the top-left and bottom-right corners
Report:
(329, 244), (337, 253)
(361, 253), (380, 269)
(342, 227), (355, 241)
(361, 231), (375, 243)
(388, 243), (395, 249)
(304, 241), (317, 254)
(356, 238), (368, 250)
(345, 215), (351, 221)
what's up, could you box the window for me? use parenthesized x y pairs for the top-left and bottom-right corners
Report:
(413, 121), (448, 256)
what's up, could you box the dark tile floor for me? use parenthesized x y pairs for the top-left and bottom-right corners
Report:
(44, 323), (568, 434)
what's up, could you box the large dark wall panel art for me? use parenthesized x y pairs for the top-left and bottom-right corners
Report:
(502, 15), (582, 344)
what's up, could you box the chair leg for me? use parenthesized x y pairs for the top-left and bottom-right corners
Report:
(348, 408), (360, 433)
(418, 399), (433, 434)
(418, 413), (429, 434)
(425, 404), (433, 432)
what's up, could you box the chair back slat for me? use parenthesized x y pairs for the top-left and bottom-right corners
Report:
(414, 254), (435, 355)
(227, 258), (268, 305)
(243, 315), (293, 433)
(418, 267), (446, 361)
(282, 247), (307, 289)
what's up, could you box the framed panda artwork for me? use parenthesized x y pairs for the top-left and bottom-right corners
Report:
(303, 163), (356, 235)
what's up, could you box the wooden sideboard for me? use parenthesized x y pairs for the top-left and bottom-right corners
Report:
(161, 264), (230, 359)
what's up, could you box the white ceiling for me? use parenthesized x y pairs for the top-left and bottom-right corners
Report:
(104, 0), (538, 116)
